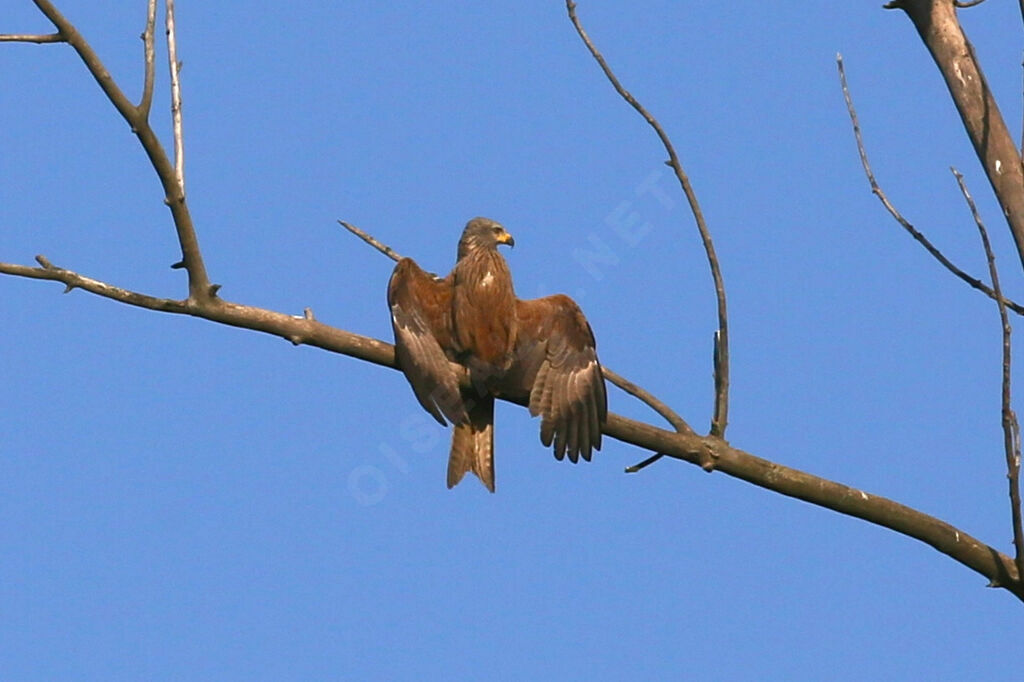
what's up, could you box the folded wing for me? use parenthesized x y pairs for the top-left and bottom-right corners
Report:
(508, 295), (607, 463)
(387, 258), (467, 426)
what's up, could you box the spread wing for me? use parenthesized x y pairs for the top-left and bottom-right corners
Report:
(387, 258), (467, 426)
(506, 294), (607, 463)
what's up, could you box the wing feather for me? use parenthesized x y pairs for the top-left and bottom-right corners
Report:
(388, 258), (467, 426)
(507, 295), (607, 463)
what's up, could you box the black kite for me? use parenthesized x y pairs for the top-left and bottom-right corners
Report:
(387, 217), (607, 492)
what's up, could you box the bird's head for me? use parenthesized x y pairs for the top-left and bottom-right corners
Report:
(457, 217), (515, 259)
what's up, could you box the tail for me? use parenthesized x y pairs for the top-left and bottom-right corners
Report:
(447, 396), (495, 492)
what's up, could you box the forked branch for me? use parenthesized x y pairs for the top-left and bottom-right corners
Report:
(838, 54), (1024, 317)
(25, 0), (210, 300)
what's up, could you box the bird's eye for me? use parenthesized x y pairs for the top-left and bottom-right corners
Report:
(492, 226), (502, 234)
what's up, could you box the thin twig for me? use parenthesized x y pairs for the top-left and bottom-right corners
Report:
(566, 0), (730, 440)
(166, 0), (185, 193)
(138, 0), (157, 117)
(624, 453), (663, 474)
(338, 220), (403, 262)
(954, 0), (988, 7)
(0, 32), (64, 43)
(952, 167), (1024, 584)
(603, 368), (692, 435)
(837, 53), (1024, 317)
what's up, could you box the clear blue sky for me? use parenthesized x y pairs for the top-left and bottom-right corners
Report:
(3, 1), (1024, 679)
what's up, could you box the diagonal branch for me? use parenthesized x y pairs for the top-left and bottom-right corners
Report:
(339, 221), (404, 263)
(601, 368), (693, 436)
(27, 0), (211, 300)
(952, 168), (1024, 584)
(566, 0), (730, 440)
(838, 54), (1024, 317)
(1, 254), (1021, 600)
(886, 0), (1024, 273)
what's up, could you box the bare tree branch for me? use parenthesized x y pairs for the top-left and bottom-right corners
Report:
(165, 0), (185, 193)
(8, 0), (1024, 603)
(952, 167), (1024, 584)
(837, 53), (1024, 317)
(26, 0), (211, 300)
(566, 0), (731, 440)
(0, 32), (64, 43)
(138, 0), (157, 117)
(886, 0), (1024, 273)
(0, 257), (392, 364)
(1, 254), (1020, 600)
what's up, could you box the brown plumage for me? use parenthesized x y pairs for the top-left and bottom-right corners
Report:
(387, 259), (465, 427)
(387, 217), (606, 491)
(509, 295), (606, 463)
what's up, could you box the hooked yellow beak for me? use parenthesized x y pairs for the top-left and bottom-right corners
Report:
(496, 230), (515, 247)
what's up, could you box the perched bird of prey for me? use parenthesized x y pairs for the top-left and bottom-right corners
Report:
(387, 217), (607, 492)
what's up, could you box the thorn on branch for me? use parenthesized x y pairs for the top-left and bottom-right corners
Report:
(170, 260), (185, 269)
(208, 283), (221, 297)
(304, 307), (315, 321)
(35, 255), (53, 269)
(62, 283), (76, 294)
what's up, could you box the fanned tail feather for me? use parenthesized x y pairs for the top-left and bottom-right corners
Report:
(447, 396), (495, 492)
